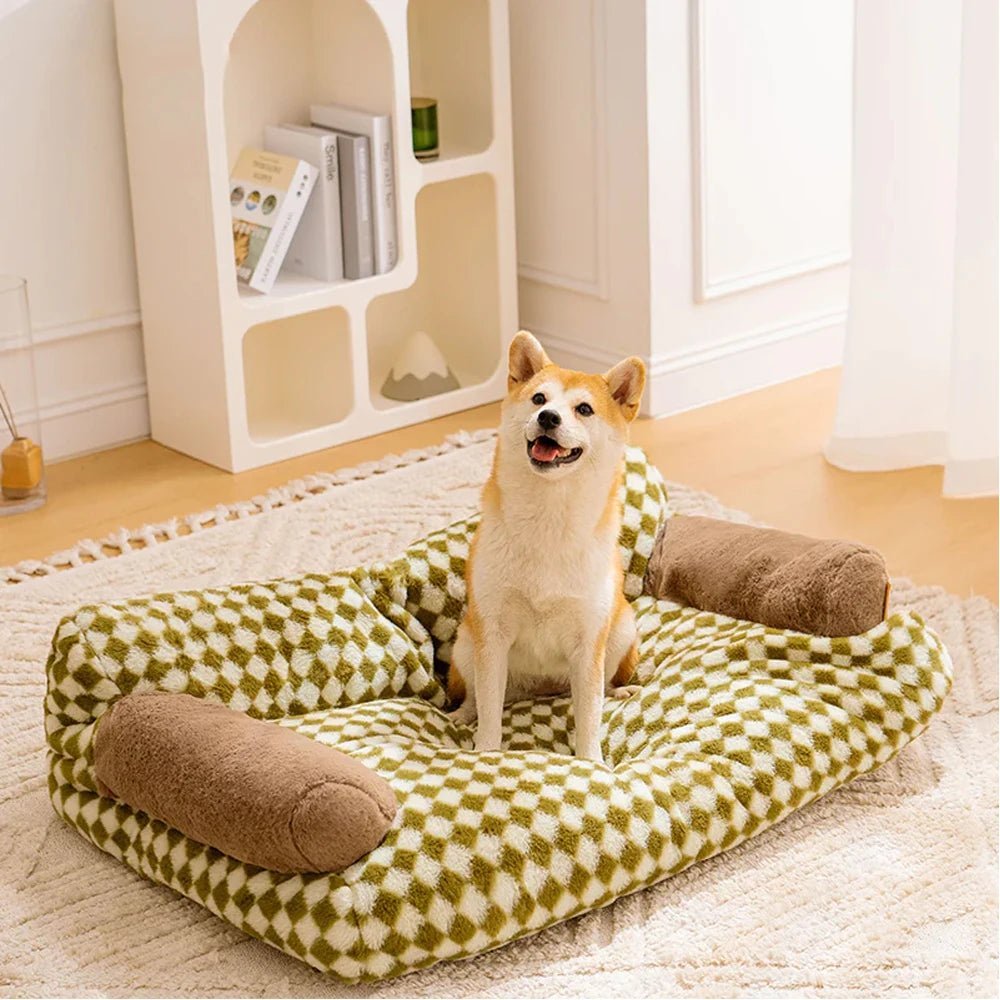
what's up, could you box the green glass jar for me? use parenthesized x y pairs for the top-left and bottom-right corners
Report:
(411, 97), (439, 161)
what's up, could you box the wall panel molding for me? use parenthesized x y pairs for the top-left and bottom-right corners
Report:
(533, 327), (621, 370)
(692, 246), (851, 301)
(0, 311), (141, 355)
(515, 0), (610, 300)
(689, 0), (853, 302)
(536, 310), (846, 417)
(32, 310), (142, 346)
(29, 377), (147, 425)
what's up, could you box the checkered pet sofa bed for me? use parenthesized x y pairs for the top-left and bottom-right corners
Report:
(45, 448), (952, 982)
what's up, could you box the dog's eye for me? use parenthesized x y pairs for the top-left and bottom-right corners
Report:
(531, 392), (546, 406)
(576, 402), (594, 417)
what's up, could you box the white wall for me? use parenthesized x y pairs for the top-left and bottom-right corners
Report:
(0, 0), (147, 461)
(511, 0), (854, 416)
(510, 0), (652, 363)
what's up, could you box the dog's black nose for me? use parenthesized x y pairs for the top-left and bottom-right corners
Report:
(537, 409), (561, 431)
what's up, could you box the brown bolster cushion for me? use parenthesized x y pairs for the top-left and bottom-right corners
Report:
(644, 515), (890, 637)
(94, 692), (397, 874)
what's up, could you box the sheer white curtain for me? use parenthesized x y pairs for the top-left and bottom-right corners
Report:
(826, 0), (998, 497)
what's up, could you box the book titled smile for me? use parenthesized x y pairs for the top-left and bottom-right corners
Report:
(230, 148), (317, 293)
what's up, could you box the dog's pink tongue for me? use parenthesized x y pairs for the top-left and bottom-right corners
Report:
(531, 439), (560, 463)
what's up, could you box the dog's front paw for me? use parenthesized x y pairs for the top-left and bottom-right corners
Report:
(447, 701), (477, 726)
(607, 684), (642, 700)
(474, 730), (502, 753)
(574, 736), (604, 764)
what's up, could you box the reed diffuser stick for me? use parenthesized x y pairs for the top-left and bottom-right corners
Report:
(0, 378), (18, 439)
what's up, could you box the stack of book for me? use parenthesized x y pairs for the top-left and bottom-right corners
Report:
(230, 104), (397, 293)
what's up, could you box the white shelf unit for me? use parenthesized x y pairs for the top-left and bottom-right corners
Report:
(114, 0), (516, 471)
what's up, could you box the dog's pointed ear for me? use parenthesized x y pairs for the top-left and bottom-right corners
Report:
(508, 331), (551, 389)
(604, 357), (646, 421)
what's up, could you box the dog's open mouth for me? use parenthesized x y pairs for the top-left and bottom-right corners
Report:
(527, 436), (584, 467)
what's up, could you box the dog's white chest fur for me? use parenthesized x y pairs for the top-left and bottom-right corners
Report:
(472, 488), (616, 684)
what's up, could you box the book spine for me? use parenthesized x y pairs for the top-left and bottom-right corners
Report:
(369, 116), (396, 274)
(321, 137), (345, 280)
(338, 134), (375, 280)
(250, 161), (316, 293)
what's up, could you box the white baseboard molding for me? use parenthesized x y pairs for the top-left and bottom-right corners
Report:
(35, 379), (150, 462)
(3, 310), (151, 461)
(534, 312), (846, 418)
(645, 311), (846, 417)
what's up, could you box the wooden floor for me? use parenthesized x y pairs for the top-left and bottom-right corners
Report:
(2, 368), (996, 600)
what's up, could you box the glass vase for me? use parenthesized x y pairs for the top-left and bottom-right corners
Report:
(0, 276), (46, 515)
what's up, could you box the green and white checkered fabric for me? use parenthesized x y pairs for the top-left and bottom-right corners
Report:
(44, 448), (951, 982)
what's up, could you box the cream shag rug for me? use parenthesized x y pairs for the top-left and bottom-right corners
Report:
(1, 431), (997, 998)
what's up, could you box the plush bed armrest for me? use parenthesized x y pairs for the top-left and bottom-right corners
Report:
(644, 515), (890, 636)
(94, 692), (397, 873)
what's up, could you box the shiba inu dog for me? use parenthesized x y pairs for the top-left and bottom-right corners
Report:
(448, 331), (647, 763)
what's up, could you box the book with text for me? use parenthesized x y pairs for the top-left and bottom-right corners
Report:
(263, 124), (344, 282)
(230, 148), (317, 293)
(336, 132), (375, 279)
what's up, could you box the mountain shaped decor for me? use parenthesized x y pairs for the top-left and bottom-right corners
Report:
(381, 330), (460, 402)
